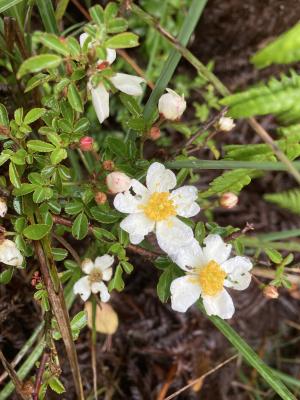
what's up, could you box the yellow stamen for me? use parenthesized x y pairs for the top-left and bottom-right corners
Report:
(197, 261), (226, 296)
(142, 192), (176, 221)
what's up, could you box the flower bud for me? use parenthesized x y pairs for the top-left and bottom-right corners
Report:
(106, 172), (131, 194)
(95, 191), (107, 205)
(219, 192), (238, 209)
(79, 136), (94, 152)
(263, 285), (279, 299)
(103, 160), (115, 171)
(218, 116), (235, 132)
(158, 88), (186, 121)
(0, 197), (7, 217)
(0, 239), (23, 266)
(149, 126), (161, 141)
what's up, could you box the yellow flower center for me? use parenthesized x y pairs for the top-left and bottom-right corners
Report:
(198, 261), (226, 296)
(89, 269), (103, 283)
(142, 192), (176, 221)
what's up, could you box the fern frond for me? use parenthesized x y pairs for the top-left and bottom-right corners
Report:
(251, 22), (300, 68)
(264, 190), (300, 215)
(220, 72), (300, 119)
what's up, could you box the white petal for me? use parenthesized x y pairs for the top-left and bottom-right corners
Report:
(203, 289), (235, 319)
(79, 32), (90, 48)
(131, 179), (149, 198)
(120, 213), (155, 244)
(94, 255), (114, 270)
(203, 234), (232, 264)
(81, 258), (94, 274)
(114, 191), (144, 214)
(102, 267), (113, 281)
(146, 162), (176, 193)
(0, 239), (23, 267)
(225, 272), (252, 291)
(99, 282), (110, 302)
(109, 73), (145, 96)
(73, 276), (91, 302)
(170, 275), (201, 312)
(156, 217), (194, 255)
(223, 257), (253, 291)
(170, 186), (200, 217)
(170, 239), (205, 271)
(90, 83), (109, 124)
(221, 256), (252, 274)
(105, 48), (116, 64)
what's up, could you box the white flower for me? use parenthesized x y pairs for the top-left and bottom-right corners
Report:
(170, 235), (252, 319)
(0, 239), (23, 267)
(218, 116), (235, 132)
(73, 255), (114, 302)
(106, 172), (131, 194)
(158, 88), (186, 121)
(113, 162), (200, 254)
(0, 197), (7, 217)
(80, 33), (145, 124)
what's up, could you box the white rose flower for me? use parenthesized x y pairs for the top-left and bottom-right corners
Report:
(73, 255), (114, 302)
(218, 116), (235, 132)
(170, 235), (252, 319)
(0, 239), (23, 267)
(113, 162), (200, 254)
(158, 88), (186, 121)
(80, 33), (145, 124)
(0, 197), (7, 217)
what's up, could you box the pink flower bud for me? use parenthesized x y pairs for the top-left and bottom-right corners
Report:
(95, 192), (107, 205)
(158, 88), (186, 121)
(106, 172), (131, 194)
(219, 192), (238, 209)
(149, 126), (161, 141)
(79, 136), (94, 152)
(263, 285), (279, 299)
(103, 160), (115, 171)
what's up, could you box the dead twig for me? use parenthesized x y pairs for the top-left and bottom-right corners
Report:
(0, 351), (29, 400)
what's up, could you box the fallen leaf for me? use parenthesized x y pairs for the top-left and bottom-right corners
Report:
(85, 302), (119, 334)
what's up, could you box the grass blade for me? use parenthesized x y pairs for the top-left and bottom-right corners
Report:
(55, 0), (70, 22)
(141, 0), (208, 122)
(0, 0), (23, 13)
(198, 303), (296, 400)
(36, 0), (59, 34)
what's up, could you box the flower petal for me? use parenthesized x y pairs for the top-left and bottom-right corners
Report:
(146, 162), (176, 193)
(202, 289), (235, 319)
(170, 186), (200, 217)
(102, 267), (113, 282)
(221, 256), (252, 274)
(109, 73), (145, 96)
(0, 239), (23, 267)
(120, 213), (155, 244)
(99, 282), (110, 302)
(105, 48), (116, 64)
(223, 257), (253, 291)
(170, 275), (201, 312)
(170, 239), (205, 271)
(131, 179), (149, 198)
(73, 276), (91, 302)
(114, 191), (144, 214)
(90, 83), (109, 124)
(94, 255), (114, 270)
(203, 234), (232, 264)
(81, 258), (94, 274)
(79, 32), (90, 48)
(156, 217), (194, 255)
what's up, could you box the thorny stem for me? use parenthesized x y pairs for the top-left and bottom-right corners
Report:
(131, 3), (300, 186)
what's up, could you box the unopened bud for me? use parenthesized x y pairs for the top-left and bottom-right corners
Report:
(0, 239), (23, 267)
(219, 192), (238, 209)
(95, 191), (107, 205)
(263, 285), (279, 299)
(158, 88), (186, 121)
(0, 197), (7, 217)
(79, 136), (94, 152)
(103, 160), (115, 171)
(106, 172), (131, 194)
(21, 381), (34, 396)
(218, 116), (235, 132)
(149, 126), (161, 141)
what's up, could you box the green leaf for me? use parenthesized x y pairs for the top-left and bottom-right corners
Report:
(105, 32), (139, 49)
(90, 206), (121, 224)
(92, 227), (116, 241)
(50, 148), (67, 164)
(198, 302), (296, 400)
(0, 268), (14, 284)
(72, 212), (88, 240)
(38, 32), (69, 55)
(67, 83), (83, 113)
(49, 377), (66, 394)
(108, 264), (124, 292)
(0, 104), (9, 127)
(17, 54), (62, 79)
(9, 162), (21, 188)
(121, 261), (133, 274)
(106, 136), (128, 158)
(13, 183), (36, 196)
(71, 310), (87, 331)
(89, 4), (104, 26)
(36, 0), (59, 34)
(107, 18), (128, 34)
(24, 108), (46, 125)
(65, 200), (83, 215)
(23, 224), (51, 240)
(119, 93), (142, 117)
(52, 247), (68, 261)
(157, 263), (182, 302)
(27, 140), (55, 152)
(201, 169), (254, 197)
(25, 73), (53, 93)
(0, 153), (11, 166)
(264, 190), (300, 216)
(33, 187), (53, 203)
(265, 248), (283, 264)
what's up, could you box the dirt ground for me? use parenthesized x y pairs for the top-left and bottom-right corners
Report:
(1, 1), (300, 399)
